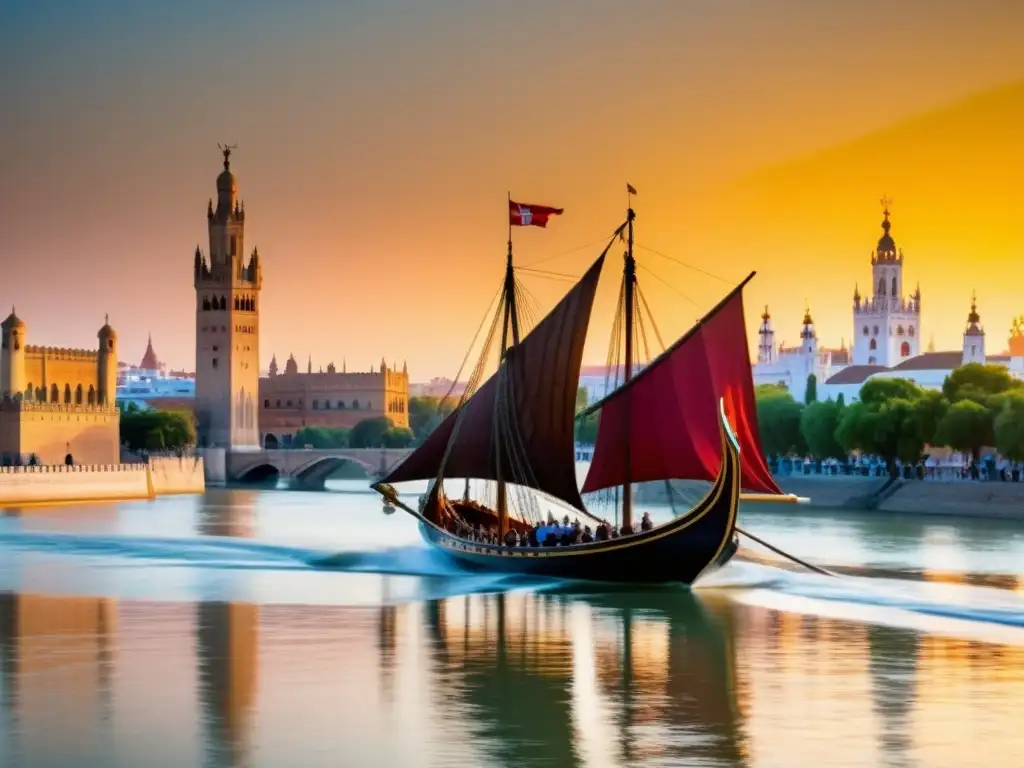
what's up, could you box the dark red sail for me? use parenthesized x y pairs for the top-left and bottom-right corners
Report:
(381, 252), (608, 512)
(581, 277), (782, 495)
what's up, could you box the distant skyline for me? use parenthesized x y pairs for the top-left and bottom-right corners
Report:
(2, 1), (1023, 378)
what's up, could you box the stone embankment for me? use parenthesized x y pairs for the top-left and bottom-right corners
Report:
(0, 456), (205, 506)
(636, 473), (1024, 521)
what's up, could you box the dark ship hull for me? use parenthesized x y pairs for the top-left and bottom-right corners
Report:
(376, 403), (741, 586)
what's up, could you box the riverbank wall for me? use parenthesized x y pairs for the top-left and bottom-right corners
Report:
(147, 456), (207, 496)
(0, 458), (206, 507)
(635, 474), (1024, 521)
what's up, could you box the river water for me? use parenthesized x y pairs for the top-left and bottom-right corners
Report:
(0, 477), (1022, 767)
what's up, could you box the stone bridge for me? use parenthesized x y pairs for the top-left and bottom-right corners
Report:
(226, 448), (412, 489)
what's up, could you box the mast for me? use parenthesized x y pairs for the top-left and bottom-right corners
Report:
(496, 194), (521, 538)
(622, 204), (636, 531)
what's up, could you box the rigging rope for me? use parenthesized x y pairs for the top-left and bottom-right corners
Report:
(635, 282), (666, 353)
(520, 230), (627, 269)
(637, 263), (702, 312)
(635, 243), (737, 285)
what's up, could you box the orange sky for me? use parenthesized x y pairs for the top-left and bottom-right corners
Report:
(1, 1), (1023, 378)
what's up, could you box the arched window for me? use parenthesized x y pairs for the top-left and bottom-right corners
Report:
(25, 384), (33, 401)
(896, 325), (905, 336)
(36, 387), (44, 402)
(908, 326), (915, 337)
(891, 276), (897, 296)
(234, 296), (240, 311)
(64, 384), (71, 403)
(868, 356), (876, 365)
(869, 339), (877, 351)
(264, 399), (270, 408)
(873, 326), (879, 336)
(900, 341), (910, 357)
(352, 399), (360, 410)
(219, 296), (227, 311)
(87, 385), (96, 405)
(75, 384), (83, 404)
(862, 326), (869, 336)
(338, 401), (346, 410)
(50, 383), (59, 403)
(312, 399), (319, 410)
(324, 400), (331, 410)
(878, 278), (886, 296)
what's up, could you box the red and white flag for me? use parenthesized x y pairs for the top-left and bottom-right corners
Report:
(509, 199), (564, 228)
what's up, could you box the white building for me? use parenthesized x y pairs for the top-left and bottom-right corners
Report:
(822, 292), (1023, 401)
(754, 203), (1024, 402)
(752, 305), (850, 403)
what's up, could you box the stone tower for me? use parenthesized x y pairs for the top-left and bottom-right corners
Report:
(0, 309), (27, 398)
(757, 306), (776, 365)
(97, 316), (118, 405)
(193, 146), (262, 449)
(961, 291), (985, 365)
(851, 200), (921, 367)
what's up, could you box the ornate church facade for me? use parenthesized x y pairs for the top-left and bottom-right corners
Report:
(753, 202), (1024, 402)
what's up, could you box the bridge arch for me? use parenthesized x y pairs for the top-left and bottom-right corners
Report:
(236, 463), (281, 485)
(291, 455), (374, 490)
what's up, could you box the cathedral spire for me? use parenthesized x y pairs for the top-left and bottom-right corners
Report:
(875, 195), (898, 261)
(140, 333), (159, 370)
(965, 290), (982, 334)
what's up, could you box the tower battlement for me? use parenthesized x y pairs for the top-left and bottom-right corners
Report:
(24, 345), (99, 361)
(0, 398), (118, 415)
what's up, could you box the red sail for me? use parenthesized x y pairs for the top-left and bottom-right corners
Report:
(381, 252), (608, 511)
(581, 279), (782, 495)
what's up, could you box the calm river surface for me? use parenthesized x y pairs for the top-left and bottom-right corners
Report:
(1, 476), (1023, 767)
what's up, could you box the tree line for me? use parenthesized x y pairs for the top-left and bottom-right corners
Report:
(756, 363), (1024, 469)
(121, 396), (464, 454)
(290, 395), (457, 449)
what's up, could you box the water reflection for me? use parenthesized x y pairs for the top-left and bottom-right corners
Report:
(196, 496), (259, 766)
(0, 585), (1022, 766)
(0, 591), (116, 765)
(425, 588), (745, 767)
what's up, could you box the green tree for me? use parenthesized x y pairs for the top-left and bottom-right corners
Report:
(835, 396), (929, 470)
(836, 392), (845, 407)
(575, 412), (600, 444)
(994, 391), (1024, 462)
(292, 426), (350, 449)
(859, 378), (924, 407)
(804, 374), (817, 404)
(876, 398), (928, 465)
(914, 389), (948, 447)
(800, 399), (844, 459)
(942, 363), (1022, 405)
(120, 408), (196, 454)
(936, 399), (993, 461)
(350, 417), (394, 448)
(755, 387), (805, 456)
(383, 426), (414, 448)
(408, 396), (458, 442)
(576, 386), (589, 411)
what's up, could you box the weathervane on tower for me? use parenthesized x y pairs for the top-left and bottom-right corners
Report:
(880, 194), (892, 217)
(217, 142), (237, 170)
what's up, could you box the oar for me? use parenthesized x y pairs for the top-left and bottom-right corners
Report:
(735, 525), (835, 577)
(740, 492), (810, 504)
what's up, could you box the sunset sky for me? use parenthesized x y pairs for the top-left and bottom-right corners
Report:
(2, 1), (1023, 379)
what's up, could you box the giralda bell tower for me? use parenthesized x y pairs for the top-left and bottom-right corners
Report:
(193, 146), (262, 449)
